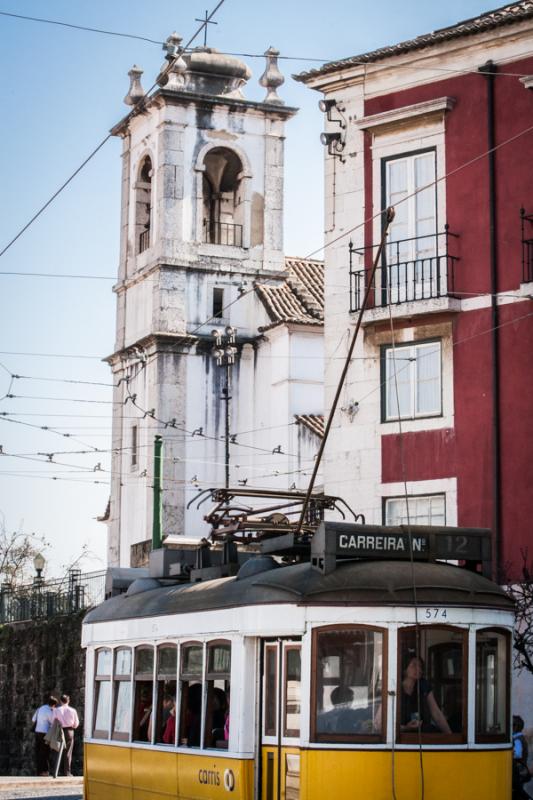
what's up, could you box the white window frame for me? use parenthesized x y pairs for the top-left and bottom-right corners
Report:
(383, 340), (442, 422)
(384, 493), (446, 527)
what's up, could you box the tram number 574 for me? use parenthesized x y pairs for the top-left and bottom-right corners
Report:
(424, 607), (447, 619)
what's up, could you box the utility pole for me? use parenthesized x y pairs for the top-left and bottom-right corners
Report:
(152, 435), (163, 550)
(212, 327), (237, 489)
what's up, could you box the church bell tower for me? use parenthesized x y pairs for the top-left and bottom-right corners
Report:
(106, 38), (297, 567)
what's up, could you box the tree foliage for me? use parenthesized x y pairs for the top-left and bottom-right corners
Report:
(506, 550), (533, 675)
(0, 521), (48, 589)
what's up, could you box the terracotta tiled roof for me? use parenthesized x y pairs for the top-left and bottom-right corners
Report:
(256, 257), (324, 330)
(295, 414), (325, 439)
(295, 1), (533, 81)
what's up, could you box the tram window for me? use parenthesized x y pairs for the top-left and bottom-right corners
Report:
(264, 644), (278, 737)
(204, 641), (231, 749)
(133, 646), (154, 742)
(476, 629), (510, 742)
(154, 644), (177, 745)
(313, 627), (385, 742)
(112, 648), (132, 741)
(93, 648), (112, 739)
(284, 646), (301, 738)
(179, 643), (203, 748)
(397, 626), (466, 743)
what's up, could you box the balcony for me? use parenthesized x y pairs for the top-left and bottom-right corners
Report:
(520, 208), (533, 284)
(349, 229), (459, 313)
(204, 219), (243, 248)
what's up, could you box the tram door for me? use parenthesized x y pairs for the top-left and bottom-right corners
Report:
(260, 639), (302, 800)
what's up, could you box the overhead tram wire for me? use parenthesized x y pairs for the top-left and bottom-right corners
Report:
(2, 9), (533, 78)
(304, 119), (533, 262)
(386, 284), (424, 800)
(0, 10), (164, 44)
(0, 0), (227, 261)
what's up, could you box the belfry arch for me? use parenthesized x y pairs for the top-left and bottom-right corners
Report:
(195, 143), (255, 249)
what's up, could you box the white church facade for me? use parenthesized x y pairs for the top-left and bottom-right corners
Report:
(104, 41), (324, 568)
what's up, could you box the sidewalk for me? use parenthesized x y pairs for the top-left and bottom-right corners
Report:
(0, 776), (83, 788)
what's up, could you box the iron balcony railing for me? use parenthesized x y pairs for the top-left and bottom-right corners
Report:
(520, 208), (533, 283)
(204, 219), (243, 247)
(349, 228), (459, 312)
(0, 568), (106, 624)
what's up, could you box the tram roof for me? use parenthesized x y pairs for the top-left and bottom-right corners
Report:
(84, 559), (513, 624)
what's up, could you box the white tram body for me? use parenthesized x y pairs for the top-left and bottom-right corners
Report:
(82, 528), (515, 800)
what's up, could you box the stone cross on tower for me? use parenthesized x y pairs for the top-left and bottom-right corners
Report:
(194, 10), (218, 47)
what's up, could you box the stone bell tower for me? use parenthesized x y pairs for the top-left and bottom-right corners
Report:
(106, 39), (297, 567)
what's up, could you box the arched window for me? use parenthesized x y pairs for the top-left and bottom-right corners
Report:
(136, 156), (152, 254)
(202, 148), (244, 247)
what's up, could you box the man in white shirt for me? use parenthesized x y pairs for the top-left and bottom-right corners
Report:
(53, 694), (80, 776)
(31, 695), (58, 776)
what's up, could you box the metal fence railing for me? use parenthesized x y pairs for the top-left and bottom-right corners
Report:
(349, 229), (459, 312)
(0, 569), (106, 624)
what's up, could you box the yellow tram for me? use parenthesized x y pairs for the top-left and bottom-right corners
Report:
(82, 490), (514, 800)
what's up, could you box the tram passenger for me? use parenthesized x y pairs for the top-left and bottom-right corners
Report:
(162, 696), (176, 745)
(181, 683), (202, 746)
(400, 656), (451, 734)
(317, 686), (375, 734)
(211, 687), (228, 743)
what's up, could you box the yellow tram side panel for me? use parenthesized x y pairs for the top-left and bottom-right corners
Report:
(85, 742), (254, 800)
(299, 747), (512, 800)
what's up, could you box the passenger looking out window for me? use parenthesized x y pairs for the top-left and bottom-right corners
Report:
(400, 656), (450, 733)
(179, 644), (203, 747)
(397, 627), (465, 741)
(204, 641), (231, 749)
(133, 647), (154, 742)
(155, 645), (177, 745)
(313, 627), (384, 741)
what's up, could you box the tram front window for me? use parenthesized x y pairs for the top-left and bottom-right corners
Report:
(93, 648), (112, 738)
(155, 644), (177, 745)
(133, 646), (154, 742)
(112, 648), (132, 741)
(476, 628), (510, 741)
(204, 641), (231, 749)
(398, 626), (466, 742)
(313, 627), (384, 742)
(179, 643), (203, 747)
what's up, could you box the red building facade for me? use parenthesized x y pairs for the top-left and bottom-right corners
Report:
(299, 2), (533, 578)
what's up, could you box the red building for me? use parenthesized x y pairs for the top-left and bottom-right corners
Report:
(298, 1), (533, 579)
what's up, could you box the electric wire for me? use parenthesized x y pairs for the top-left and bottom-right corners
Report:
(0, 0), (227, 260)
(2, 8), (533, 78)
(0, 10), (164, 44)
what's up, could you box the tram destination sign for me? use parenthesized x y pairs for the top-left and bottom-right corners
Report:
(311, 521), (492, 575)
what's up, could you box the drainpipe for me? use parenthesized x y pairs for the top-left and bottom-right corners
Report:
(152, 435), (163, 551)
(480, 60), (502, 579)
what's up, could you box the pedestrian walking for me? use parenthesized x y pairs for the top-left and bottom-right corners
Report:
(53, 694), (80, 776)
(31, 695), (58, 776)
(513, 715), (532, 800)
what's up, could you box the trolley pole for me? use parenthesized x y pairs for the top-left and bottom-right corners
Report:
(212, 327), (237, 490)
(152, 434), (163, 550)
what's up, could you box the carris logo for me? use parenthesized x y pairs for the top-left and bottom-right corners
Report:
(224, 769), (235, 792)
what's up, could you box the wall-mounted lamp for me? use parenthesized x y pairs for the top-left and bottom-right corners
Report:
(318, 97), (346, 126)
(319, 97), (347, 162)
(320, 131), (346, 161)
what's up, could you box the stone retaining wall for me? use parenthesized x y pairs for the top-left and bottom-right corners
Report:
(0, 613), (85, 775)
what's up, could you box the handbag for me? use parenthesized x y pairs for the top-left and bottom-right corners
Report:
(31, 720), (37, 734)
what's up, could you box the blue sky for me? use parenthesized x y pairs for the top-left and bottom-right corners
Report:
(0, 0), (494, 576)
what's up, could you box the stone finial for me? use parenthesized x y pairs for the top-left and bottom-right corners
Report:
(259, 47), (285, 104)
(158, 33), (187, 89)
(124, 65), (145, 106)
